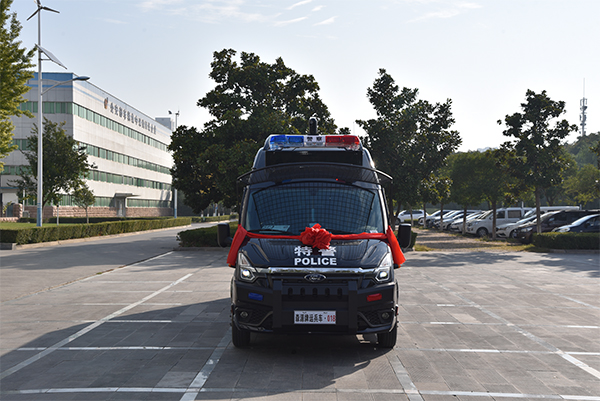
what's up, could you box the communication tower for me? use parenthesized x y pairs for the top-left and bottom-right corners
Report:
(580, 79), (587, 137)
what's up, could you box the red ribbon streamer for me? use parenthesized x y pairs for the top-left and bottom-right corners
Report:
(226, 224), (406, 267)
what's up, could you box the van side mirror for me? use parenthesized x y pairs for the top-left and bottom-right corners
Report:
(217, 223), (232, 247)
(397, 223), (412, 249)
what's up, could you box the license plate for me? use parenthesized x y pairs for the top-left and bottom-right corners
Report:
(294, 310), (336, 324)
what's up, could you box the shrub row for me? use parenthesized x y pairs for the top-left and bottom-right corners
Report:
(532, 232), (599, 250)
(177, 222), (238, 247)
(1, 217), (192, 245)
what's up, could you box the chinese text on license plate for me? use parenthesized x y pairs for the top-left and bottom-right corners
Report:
(294, 311), (336, 324)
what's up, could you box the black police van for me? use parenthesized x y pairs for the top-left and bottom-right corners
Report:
(219, 120), (410, 348)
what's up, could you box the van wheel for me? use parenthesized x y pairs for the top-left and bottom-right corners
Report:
(377, 325), (397, 348)
(232, 317), (251, 348)
(476, 227), (488, 237)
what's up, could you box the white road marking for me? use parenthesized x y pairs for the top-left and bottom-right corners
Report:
(0, 273), (192, 380)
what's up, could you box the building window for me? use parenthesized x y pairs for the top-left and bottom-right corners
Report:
(18, 101), (169, 152)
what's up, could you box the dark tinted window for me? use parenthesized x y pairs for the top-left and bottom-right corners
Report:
(245, 182), (384, 234)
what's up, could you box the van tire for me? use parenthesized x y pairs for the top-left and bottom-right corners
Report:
(476, 227), (488, 237)
(377, 324), (397, 348)
(232, 318), (251, 348)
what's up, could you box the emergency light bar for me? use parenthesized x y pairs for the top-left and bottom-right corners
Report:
(266, 134), (361, 151)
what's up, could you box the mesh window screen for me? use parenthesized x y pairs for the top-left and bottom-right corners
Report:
(249, 182), (379, 234)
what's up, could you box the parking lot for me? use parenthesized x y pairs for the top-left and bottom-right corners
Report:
(1, 228), (599, 400)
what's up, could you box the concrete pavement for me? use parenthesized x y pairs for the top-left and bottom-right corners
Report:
(0, 229), (599, 400)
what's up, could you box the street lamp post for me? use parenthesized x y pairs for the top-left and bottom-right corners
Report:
(28, 0), (90, 226)
(36, 76), (90, 227)
(28, 2), (59, 227)
(169, 110), (179, 219)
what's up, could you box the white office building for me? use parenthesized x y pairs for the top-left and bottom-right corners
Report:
(1, 72), (174, 219)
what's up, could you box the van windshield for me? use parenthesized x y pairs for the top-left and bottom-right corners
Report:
(478, 211), (492, 219)
(244, 182), (385, 235)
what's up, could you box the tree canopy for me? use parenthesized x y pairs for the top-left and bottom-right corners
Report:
(12, 118), (95, 209)
(498, 89), (577, 232)
(357, 69), (462, 216)
(170, 49), (337, 213)
(0, 0), (35, 170)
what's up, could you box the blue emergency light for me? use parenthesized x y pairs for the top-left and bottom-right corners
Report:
(248, 292), (264, 301)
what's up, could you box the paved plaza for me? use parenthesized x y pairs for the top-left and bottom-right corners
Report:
(0, 228), (599, 400)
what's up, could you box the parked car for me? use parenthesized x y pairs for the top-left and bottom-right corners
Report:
(466, 207), (531, 237)
(396, 209), (426, 224)
(449, 211), (485, 233)
(431, 210), (462, 229)
(515, 210), (598, 243)
(552, 214), (600, 233)
(522, 206), (580, 219)
(495, 215), (537, 238)
(419, 210), (442, 227)
(439, 210), (482, 231)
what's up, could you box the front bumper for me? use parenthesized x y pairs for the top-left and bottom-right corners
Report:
(231, 276), (397, 335)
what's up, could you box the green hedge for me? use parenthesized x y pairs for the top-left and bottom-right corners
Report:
(17, 217), (154, 224)
(177, 222), (238, 247)
(1, 217), (192, 245)
(532, 232), (600, 250)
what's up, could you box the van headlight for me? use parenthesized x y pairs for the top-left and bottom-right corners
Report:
(237, 253), (257, 283)
(374, 253), (393, 283)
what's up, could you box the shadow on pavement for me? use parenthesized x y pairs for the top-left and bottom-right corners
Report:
(0, 297), (396, 400)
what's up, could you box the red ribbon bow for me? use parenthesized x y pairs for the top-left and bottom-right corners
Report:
(300, 224), (332, 250)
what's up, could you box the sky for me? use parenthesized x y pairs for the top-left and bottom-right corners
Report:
(10, 0), (599, 152)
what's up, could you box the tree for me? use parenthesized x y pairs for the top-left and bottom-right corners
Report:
(498, 90), (577, 233)
(447, 152), (484, 234)
(591, 137), (600, 169)
(564, 164), (600, 208)
(418, 173), (451, 228)
(0, 0), (35, 171)
(12, 118), (96, 214)
(357, 69), (461, 221)
(73, 185), (95, 224)
(479, 149), (516, 239)
(170, 49), (336, 214)
(564, 132), (600, 167)
(542, 152), (577, 206)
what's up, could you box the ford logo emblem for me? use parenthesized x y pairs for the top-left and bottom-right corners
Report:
(305, 273), (326, 283)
